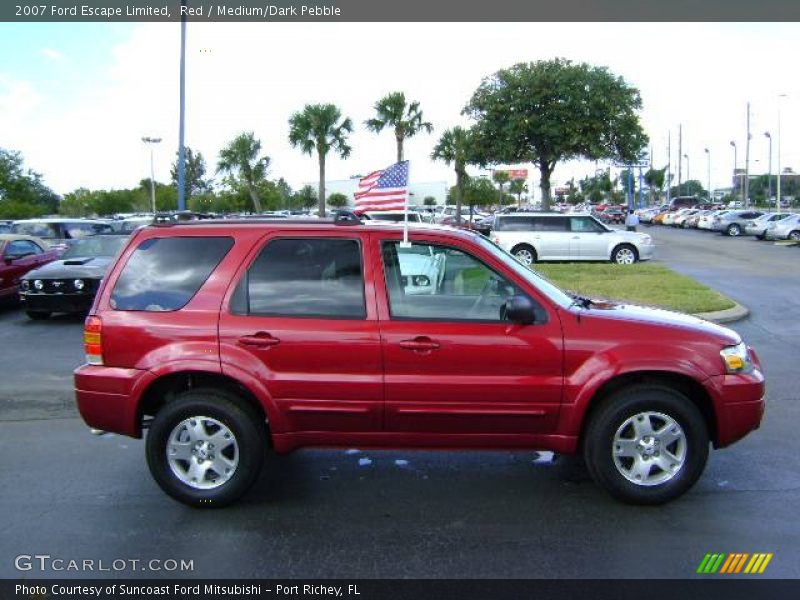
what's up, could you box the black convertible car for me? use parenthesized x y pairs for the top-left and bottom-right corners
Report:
(19, 235), (128, 319)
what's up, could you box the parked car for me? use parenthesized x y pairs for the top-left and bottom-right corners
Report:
(711, 210), (764, 236)
(74, 217), (765, 507)
(19, 235), (128, 319)
(697, 210), (728, 230)
(668, 196), (699, 211)
(0, 234), (59, 303)
(599, 207), (626, 224)
(683, 210), (713, 229)
(672, 209), (701, 228)
(363, 210), (426, 223)
(744, 213), (792, 239)
(11, 218), (115, 253)
(0, 220), (12, 234)
(764, 214), (800, 241)
(395, 242), (447, 295)
(491, 212), (655, 265)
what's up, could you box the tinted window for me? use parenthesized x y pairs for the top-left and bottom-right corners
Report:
(12, 222), (58, 238)
(64, 222), (113, 238)
(382, 241), (525, 322)
(62, 236), (127, 259)
(240, 238), (365, 319)
(497, 216), (568, 232)
(570, 217), (606, 233)
(5, 240), (43, 256)
(111, 237), (233, 311)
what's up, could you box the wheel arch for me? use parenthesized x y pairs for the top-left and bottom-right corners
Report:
(578, 370), (718, 449)
(610, 242), (639, 263)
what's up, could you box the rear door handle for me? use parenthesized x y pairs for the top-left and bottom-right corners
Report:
(399, 337), (440, 352)
(238, 332), (281, 348)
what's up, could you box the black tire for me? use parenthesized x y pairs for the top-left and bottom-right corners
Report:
(26, 310), (51, 320)
(146, 389), (267, 508)
(789, 231), (800, 242)
(511, 243), (537, 266)
(726, 224), (741, 236)
(611, 244), (638, 265)
(583, 384), (709, 505)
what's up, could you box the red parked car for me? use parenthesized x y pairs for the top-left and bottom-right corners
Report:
(0, 234), (59, 303)
(75, 218), (765, 507)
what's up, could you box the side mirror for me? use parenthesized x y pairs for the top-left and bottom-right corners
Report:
(504, 294), (536, 325)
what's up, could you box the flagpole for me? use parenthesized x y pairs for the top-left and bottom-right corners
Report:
(401, 161), (411, 248)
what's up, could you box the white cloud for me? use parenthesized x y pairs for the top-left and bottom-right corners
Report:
(40, 47), (64, 61)
(2, 22), (799, 197)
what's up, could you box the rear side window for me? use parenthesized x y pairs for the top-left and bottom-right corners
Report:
(111, 237), (233, 311)
(233, 238), (365, 319)
(12, 222), (58, 238)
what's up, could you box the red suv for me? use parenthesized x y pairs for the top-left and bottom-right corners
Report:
(74, 218), (765, 506)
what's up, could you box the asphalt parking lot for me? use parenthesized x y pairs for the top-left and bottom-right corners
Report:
(1, 226), (799, 579)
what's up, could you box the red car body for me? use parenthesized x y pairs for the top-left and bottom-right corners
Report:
(0, 235), (59, 300)
(74, 220), (765, 505)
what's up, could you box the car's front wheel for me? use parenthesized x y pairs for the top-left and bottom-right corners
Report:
(146, 389), (267, 507)
(726, 224), (742, 236)
(788, 230), (800, 242)
(583, 384), (709, 504)
(611, 244), (638, 265)
(511, 244), (537, 266)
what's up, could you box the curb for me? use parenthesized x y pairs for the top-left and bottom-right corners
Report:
(693, 302), (749, 324)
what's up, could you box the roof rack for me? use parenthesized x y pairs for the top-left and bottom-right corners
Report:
(150, 212), (364, 228)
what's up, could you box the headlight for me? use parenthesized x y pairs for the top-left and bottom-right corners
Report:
(412, 275), (431, 286)
(720, 342), (753, 374)
(20, 280), (29, 291)
(73, 279), (85, 290)
(34, 280), (44, 290)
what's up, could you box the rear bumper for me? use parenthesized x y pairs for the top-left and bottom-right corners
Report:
(74, 364), (154, 438)
(709, 370), (766, 448)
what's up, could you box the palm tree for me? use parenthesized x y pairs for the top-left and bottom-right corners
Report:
(365, 91), (433, 163)
(288, 104), (353, 218)
(217, 132), (270, 213)
(431, 126), (470, 225)
(493, 170), (511, 208)
(508, 179), (528, 208)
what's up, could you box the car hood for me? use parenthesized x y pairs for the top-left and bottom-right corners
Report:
(580, 301), (740, 345)
(610, 230), (650, 242)
(22, 256), (114, 280)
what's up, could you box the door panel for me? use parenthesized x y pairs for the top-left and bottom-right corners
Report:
(375, 238), (564, 434)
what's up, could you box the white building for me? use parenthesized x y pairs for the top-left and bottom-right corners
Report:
(304, 178), (449, 207)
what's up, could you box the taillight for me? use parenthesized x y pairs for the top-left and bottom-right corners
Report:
(84, 316), (103, 365)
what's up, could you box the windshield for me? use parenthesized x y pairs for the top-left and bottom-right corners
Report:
(61, 236), (128, 259)
(474, 234), (574, 309)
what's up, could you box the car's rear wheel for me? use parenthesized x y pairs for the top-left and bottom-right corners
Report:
(511, 244), (537, 266)
(146, 389), (267, 508)
(611, 244), (638, 265)
(26, 310), (51, 320)
(788, 230), (800, 241)
(726, 224), (742, 236)
(583, 384), (709, 504)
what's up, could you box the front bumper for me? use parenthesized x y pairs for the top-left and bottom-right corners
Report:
(21, 291), (94, 314)
(708, 369), (766, 448)
(638, 243), (656, 260)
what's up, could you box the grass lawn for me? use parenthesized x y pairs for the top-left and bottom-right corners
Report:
(533, 263), (736, 314)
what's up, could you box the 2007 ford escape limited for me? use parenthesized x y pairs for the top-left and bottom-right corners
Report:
(75, 217), (765, 507)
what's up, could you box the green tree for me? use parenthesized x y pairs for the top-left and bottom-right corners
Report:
(669, 179), (706, 199)
(327, 192), (348, 208)
(463, 177), (498, 213)
(0, 148), (59, 214)
(217, 132), (270, 213)
(508, 179), (528, 207)
(492, 170), (511, 208)
(171, 146), (211, 200)
(432, 126), (471, 224)
(464, 59), (648, 210)
(365, 91), (433, 163)
(288, 104), (353, 218)
(292, 185), (317, 210)
(423, 196), (437, 206)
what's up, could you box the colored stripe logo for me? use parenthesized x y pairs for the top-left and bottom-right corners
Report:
(697, 553), (773, 574)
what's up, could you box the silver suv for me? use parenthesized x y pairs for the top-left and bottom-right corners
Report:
(491, 212), (655, 265)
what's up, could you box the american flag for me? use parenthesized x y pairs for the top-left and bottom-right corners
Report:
(353, 161), (409, 213)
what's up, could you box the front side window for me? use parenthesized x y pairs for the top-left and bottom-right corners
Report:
(111, 236), (233, 311)
(236, 238), (366, 319)
(382, 241), (526, 322)
(570, 217), (606, 233)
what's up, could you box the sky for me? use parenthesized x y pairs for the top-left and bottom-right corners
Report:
(1, 22), (799, 200)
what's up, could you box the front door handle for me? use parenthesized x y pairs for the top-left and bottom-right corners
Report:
(399, 337), (440, 352)
(238, 332), (281, 348)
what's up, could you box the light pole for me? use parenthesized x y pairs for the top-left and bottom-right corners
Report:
(704, 148), (711, 202)
(683, 154), (690, 196)
(730, 141), (737, 203)
(777, 94), (788, 212)
(764, 132), (773, 210)
(141, 137), (162, 214)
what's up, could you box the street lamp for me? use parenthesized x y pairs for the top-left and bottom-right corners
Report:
(777, 94), (788, 211)
(141, 137), (162, 215)
(683, 154), (690, 196)
(704, 148), (711, 202)
(729, 141), (737, 202)
(764, 132), (773, 210)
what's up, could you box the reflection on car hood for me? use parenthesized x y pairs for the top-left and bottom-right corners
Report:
(582, 301), (740, 344)
(22, 256), (114, 280)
